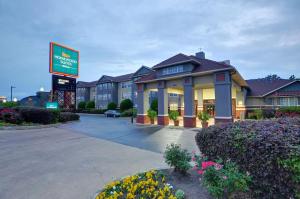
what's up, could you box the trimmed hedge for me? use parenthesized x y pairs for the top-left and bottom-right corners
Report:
(59, 112), (80, 122)
(120, 99), (133, 112)
(276, 106), (300, 118)
(195, 118), (300, 198)
(15, 107), (60, 124)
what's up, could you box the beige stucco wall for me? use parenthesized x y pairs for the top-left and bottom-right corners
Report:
(203, 88), (215, 99)
(118, 81), (132, 105)
(246, 97), (265, 106)
(194, 75), (214, 88)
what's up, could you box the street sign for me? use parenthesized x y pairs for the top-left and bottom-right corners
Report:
(46, 102), (58, 109)
(49, 42), (79, 78)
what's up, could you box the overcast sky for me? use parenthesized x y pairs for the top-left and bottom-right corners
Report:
(0, 0), (299, 99)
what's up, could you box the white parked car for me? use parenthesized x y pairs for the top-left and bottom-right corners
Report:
(104, 110), (121, 117)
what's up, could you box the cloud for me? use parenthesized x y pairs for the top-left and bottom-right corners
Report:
(0, 0), (299, 99)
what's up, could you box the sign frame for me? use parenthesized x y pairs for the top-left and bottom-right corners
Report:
(49, 42), (79, 78)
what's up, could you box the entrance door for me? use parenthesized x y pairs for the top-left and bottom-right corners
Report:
(232, 99), (236, 118)
(194, 100), (198, 116)
(203, 99), (215, 117)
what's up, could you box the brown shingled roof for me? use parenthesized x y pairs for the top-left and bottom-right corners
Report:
(77, 80), (98, 88)
(246, 79), (294, 97)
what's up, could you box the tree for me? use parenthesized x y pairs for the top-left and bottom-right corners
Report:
(86, 101), (95, 109)
(150, 98), (158, 113)
(120, 99), (133, 112)
(263, 74), (281, 81)
(289, 75), (296, 80)
(78, 101), (86, 110)
(107, 102), (117, 110)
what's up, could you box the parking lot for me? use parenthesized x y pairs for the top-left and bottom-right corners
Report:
(60, 114), (199, 153)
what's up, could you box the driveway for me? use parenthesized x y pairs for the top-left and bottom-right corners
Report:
(60, 114), (199, 153)
(0, 127), (166, 199)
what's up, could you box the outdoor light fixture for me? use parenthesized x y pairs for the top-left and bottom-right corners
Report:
(13, 97), (17, 102)
(40, 87), (45, 92)
(2, 99), (7, 103)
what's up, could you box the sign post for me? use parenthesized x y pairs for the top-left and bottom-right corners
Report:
(49, 42), (79, 110)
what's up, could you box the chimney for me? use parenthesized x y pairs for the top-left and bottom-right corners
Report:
(195, 51), (205, 59)
(221, 60), (230, 65)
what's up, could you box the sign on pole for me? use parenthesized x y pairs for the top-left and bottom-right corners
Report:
(49, 42), (79, 78)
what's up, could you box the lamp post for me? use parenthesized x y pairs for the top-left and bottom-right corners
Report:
(10, 86), (16, 102)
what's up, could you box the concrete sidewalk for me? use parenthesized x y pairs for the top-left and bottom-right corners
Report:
(0, 127), (166, 199)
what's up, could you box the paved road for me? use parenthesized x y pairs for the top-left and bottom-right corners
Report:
(0, 127), (166, 199)
(60, 114), (199, 153)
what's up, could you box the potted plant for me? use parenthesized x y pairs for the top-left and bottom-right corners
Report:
(197, 111), (210, 128)
(147, 109), (157, 124)
(169, 110), (179, 126)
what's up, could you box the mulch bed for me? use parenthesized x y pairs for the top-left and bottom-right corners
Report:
(162, 169), (212, 199)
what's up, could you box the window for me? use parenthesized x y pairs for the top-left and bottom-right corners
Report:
(162, 65), (184, 75)
(279, 97), (298, 106)
(169, 93), (178, 97)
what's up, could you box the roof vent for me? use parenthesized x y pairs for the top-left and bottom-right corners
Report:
(195, 51), (205, 59)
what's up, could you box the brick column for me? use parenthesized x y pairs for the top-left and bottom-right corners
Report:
(183, 77), (196, 128)
(214, 71), (233, 124)
(157, 81), (169, 125)
(136, 83), (150, 124)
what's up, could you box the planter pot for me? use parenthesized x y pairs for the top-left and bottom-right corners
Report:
(201, 121), (208, 128)
(174, 120), (179, 126)
(150, 119), (155, 124)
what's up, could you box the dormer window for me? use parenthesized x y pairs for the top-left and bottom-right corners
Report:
(162, 65), (184, 75)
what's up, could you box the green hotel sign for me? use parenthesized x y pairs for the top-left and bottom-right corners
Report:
(46, 102), (58, 109)
(49, 42), (79, 77)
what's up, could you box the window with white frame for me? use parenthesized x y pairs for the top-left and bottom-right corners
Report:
(279, 97), (298, 106)
(162, 65), (184, 75)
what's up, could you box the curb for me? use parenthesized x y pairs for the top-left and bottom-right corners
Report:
(0, 123), (62, 130)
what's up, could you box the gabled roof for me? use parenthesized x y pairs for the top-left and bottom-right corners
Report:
(136, 53), (238, 83)
(132, 65), (153, 77)
(246, 79), (298, 97)
(77, 80), (98, 88)
(152, 53), (198, 69)
(98, 73), (134, 83)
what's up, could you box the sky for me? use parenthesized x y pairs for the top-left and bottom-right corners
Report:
(0, 0), (299, 99)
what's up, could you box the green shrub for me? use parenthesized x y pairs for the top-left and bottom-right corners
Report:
(150, 98), (158, 113)
(175, 189), (185, 199)
(276, 106), (300, 118)
(120, 108), (137, 117)
(0, 101), (18, 108)
(201, 160), (251, 198)
(86, 101), (95, 109)
(164, 143), (192, 174)
(195, 117), (300, 198)
(107, 102), (117, 110)
(78, 101), (86, 110)
(120, 99), (133, 112)
(147, 109), (157, 121)
(1, 109), (23, 124)
(169, 110), (179, 122)
(197, 111), (210, 122)
(262, 109), (276, 118)
(59, 112), (80, 122)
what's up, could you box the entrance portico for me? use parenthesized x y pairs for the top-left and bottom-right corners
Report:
(135, 52), (248, 127)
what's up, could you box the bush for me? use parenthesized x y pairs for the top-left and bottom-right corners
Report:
(197, 111), (210, 122)
(164, 143), (192, 174)
(169, 110), (179, 121)
(59, 112), (80, 122)
(175, 189), (185, 199)
(16, 107), (60, 124)
(195, 118), (300, 198)
(107, 102), (117, 110)
(120, 108), (137, 117)
(0, 108), (23, 124)
(276, 106), (300, 118)
(262, 109), (276, 118)
(86, 101), (95, 109)
(0, 101), (18, 108)
(120, 99), (133, 112)
(150, 98), (158, 113)
(78, 101), (86, 110)
(147, 109), (157, 121)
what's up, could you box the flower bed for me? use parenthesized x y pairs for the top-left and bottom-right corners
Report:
(96, 170), (177, 199)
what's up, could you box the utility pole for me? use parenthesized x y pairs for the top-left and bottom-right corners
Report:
(10, 86), (16, 102)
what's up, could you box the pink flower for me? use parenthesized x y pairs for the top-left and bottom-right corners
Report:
(197, 170), (204, 175)
(201, 161), (216, 170)
(192, 165), (198, 170)
(192, 157), (196, 161)
(192, 150), (196, 154)
(223, 176), (228, 180)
